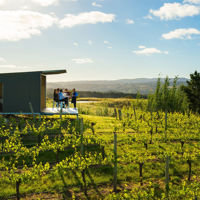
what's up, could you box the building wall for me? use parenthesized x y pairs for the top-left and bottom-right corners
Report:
(0, 72), (41, 113)
(0, 83), (3, 112)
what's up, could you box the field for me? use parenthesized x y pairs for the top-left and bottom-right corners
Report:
(1, 98), (200, 200)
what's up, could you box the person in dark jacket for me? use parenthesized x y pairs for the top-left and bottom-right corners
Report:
(53, 88), (59, 102)
(71, 88), (78, 109)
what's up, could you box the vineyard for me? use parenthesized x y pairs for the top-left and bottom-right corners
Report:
(1, 99), (200, 199)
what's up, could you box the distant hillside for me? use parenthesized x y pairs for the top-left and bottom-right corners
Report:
(47, 78), (188, 95)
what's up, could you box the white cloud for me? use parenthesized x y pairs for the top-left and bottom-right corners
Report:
(0, 10), (57, 41)
(0, 0), (77, 10)
(107, 46), (112, 49)
(104, 40), (110, 44)
(92, 2), (102, 7)
(0, 0), (5, 6)
(0, 64), (19, 68)
(0, 57), (6, 63)
(162, 28), (200, 39)
(59, 11), (115, 28)
(31, 0), (59, 6)
(150, 3), (200, 20)
(0, 64), (32, 70)
(126, 18), (134, 24)
(184, 0), (200, 4)
(138, 45), (146, 49)
(133, 46), (168, 56)
(88, 40), (93, 45)
(72, 58), (94, 64)
(73, 42), (79, 46)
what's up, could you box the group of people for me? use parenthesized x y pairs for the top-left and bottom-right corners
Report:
(53, 88), (78, 109)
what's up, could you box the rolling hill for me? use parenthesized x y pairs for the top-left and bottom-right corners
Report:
(47, 78), (188, 95)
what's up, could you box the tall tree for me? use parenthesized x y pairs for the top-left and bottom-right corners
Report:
(148, 76), (188, 113)
(183, 71), (200, 113)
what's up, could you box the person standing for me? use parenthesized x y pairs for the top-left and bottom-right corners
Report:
(71, 88), (78, 109)
(53, 88), (59, 108)
(64, 89), (70, 108)
(58, 89), (66, 108)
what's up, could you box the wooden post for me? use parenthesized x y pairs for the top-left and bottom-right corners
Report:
(133, 106), (136, 120)
(113, 132), (117, 192)
(91, 122), (95, 135)
(60, 107), (63, 120)
(114, 108), (117, 119)
(59, 108), (63, 132)
(80, 118), (84, 155)
(165, 110), (168, 142)
(118, 109), (122, 120)
(187, 160), (192, 181)
(139, 163), (143, 185)
(16, 180), (21, 200)
(165, 156), (170, 197)
(80, 118), (87, 195)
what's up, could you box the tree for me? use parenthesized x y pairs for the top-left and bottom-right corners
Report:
(183, 71), (200, 113)
(148, 77), (188, 113)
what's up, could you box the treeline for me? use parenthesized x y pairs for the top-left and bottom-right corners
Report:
(147, 71), (200, 113)
(77, 91), (147, 99)
(148, 77), (188, 113)
(46, 88), (147, 99)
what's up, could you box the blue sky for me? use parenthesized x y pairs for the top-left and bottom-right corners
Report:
(0, 0), (200, 82)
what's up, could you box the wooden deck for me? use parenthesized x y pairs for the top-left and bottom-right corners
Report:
(0, 108), (78, 116)
(41, 108), (78, 116)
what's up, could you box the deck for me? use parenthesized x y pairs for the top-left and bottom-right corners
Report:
(41, 108), (78, 116)
(0, 108), (78, 116)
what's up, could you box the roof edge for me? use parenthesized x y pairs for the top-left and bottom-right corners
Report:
(41, 69), (67, 75)
(0, 69), (67, 76)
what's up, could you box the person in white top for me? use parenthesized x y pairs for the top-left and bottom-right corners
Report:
(64, 89), (70, 108)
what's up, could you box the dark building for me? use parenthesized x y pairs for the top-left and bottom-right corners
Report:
(0, 70), (66, 114)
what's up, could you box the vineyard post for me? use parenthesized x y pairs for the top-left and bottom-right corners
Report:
(133, 106), (136, 120)
(113, 131), (117, 192)
(118, 109), (122, 120)
(60, 108), (63, 131)
(91, 122), (95, 135)
(80, 118), (84, 155)
(114, 108), (117, 119)
(165, 110), (168, 142)
(80, 118), (87, 196)
(165, 156), (170, 197)
(60, 108), (63, 120)
(16, 179), (21, 200)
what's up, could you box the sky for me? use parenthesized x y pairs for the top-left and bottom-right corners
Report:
(0, 0), (200, 82)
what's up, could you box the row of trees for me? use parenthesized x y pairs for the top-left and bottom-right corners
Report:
(148, 71), (200, 113)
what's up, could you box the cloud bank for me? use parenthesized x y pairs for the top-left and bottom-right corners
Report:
(59, 11), (115, 28)
(0, 10), (57, 41)
(133, 46), (168, 56)
(162, 28), (200, 39)
(150, 3), (200, 20)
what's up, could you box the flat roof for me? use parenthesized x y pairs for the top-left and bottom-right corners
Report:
(41, 70), (67, 75)
(0, 69), (67, 76)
